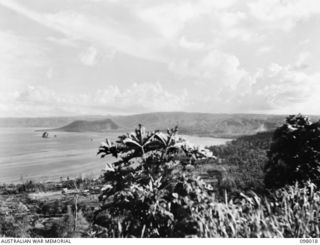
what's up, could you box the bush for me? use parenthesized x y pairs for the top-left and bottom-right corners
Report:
(264, 114), (320, 189)
(93, 125), (214, 237)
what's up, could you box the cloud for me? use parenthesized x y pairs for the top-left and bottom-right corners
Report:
(0, 84), (188, 117)
(79, 46), (97, 66)
(293, 51), (311, 70)
(0, 31), (47, 91)
(248, 0), (320, 31)
(169, 50), (246, 90)
(0, 0), (319, 116)
(46, 36), (76, 47)
(136, 0), (252, 44)
(136, 0), (235, 39)
(0, 0), (166, 62)
(180, 61), (320, 114)
(256, 46), (273, 55)
(178, 37), (205, 50)
(232, 63), (320, 113)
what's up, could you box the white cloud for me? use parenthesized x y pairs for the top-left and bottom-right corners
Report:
(178, 37), (205, 50)
(256, 46), (273, 55)
(46, 36), (76, 47)
(180, 62), (320, 114)
(0, 84), (188, 117)
(0, 0), (319, 116)
(232, 63), (320, 113)
(169, 50), (246, 90)
(248, 0), (320, 31)
(294, 51), (311, 70)
(0, 1), (166, 62)
(79, 46), (97, 66)
(136, 0), (235, 39)
(0, 31), (46, 91)
(219, 11), (246, 27)
(136, 0), (251, 44)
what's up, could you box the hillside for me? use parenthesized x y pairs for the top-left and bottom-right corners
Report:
(54, 119), (119, 132)
(111, 112), (285, 137)
(187, 130), (274, 198)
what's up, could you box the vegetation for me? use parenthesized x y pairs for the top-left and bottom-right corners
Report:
(1, 114), (320, 238)
(265, 114), (320, 189)
(206, 131), (273, 193)
(0, 178), (101, 238)
(93, 125), (213, 237)
(189, 181), (320, 238)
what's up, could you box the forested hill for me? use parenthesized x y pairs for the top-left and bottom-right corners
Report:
(54, 119), (119, 132)
(206, 131), (274, 192)
(110, 112), (285, 137)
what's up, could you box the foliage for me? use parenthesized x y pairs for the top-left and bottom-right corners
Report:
(0, 180), (96, 238)
(195, 181), (320, 238)
(93, 122), (320, 237)
(94, 125), (214, 237)
(207, 131), (273, 193)
(264, 114), (320, 188)
(0, 210), (31, 237)
(3, 115), (320, 238)
(2, 180), (320, 238)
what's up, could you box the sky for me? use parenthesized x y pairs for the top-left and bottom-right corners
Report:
(0, 0), (320, 117)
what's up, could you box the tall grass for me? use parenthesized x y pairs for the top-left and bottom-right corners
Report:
(196, 182), (320, 238)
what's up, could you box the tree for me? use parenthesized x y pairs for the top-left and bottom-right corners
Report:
(93, 125), (214, 237)
(264, 114), (320, 188)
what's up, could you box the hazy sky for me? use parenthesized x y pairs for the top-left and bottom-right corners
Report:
(0, 0), (320, 117)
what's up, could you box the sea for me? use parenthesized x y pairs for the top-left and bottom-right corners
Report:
(0, 128), (232, 183)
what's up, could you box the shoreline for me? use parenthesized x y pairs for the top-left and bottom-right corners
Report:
(0, 173), (102, 187)
(0, 127), (234, 185)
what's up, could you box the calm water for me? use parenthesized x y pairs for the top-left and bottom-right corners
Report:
(0, 128), (231, 183)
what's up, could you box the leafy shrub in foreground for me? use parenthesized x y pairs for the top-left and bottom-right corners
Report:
(94, 125), (214, 237)
(265, 114), (320, 188)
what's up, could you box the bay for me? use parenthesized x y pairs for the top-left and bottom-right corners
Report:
(0, 128), (231, 183)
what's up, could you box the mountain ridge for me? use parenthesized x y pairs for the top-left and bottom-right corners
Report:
(2, 112), (319, 137)
(54, 112), (287, 137)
